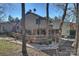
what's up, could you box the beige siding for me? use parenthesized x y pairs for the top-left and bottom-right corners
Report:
(62, 23), (70, 36)
(25, 14), (48, 30)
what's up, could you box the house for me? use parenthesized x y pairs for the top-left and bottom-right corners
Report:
(24, 12), (53, 43)
(62, 22), (70, 37)
(0, 12), (53, 43)
(0, 21), (21, 33)
(0, 22), (13, 33)
(50, 20), (70, 37)
(22, 11), (76, 43)
(69, 22), (76, 37)
(51, 20), (76, 38)
(0, 11), (76, 43)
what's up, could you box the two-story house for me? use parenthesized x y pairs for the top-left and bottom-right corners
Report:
(25, 12), (52, 43)
(0, 11), (76, 43)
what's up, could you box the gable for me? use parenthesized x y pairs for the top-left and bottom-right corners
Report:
(26, 12), (46, 21)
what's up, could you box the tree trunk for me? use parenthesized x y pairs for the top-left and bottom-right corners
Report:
(75, 3), (79, 55)
(59, 3), (68, 43)
(21, 3), (28, 56)
(46, 3), (49, 38)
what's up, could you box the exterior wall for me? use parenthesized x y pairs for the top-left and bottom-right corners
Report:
(52, 20), (71, 37)
(0, 23), (13, 33)
(70, 23), (76, 30)
(25, 13), (48, 35)
(25, 14), (48, 30)
(52, 20), (60, 29)
(0, 22), (21, 33)
(24, 13), (50, 43)
(62, 23), (70, 37)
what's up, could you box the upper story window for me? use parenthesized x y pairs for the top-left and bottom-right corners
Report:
(36, 18), (41, 24)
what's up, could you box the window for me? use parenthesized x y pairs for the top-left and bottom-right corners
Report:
(41, 29), (46, 35)
(26, 30), (31, 35)
(70, 30), (76, 38)
(37, 29), (46, 35)
(36, 18), (40, 24)
(3, 26), (5, 31)
(33, 29), (36, 35)
(37, 29), (40, 35)
(16, 26), (19, 29)
(48, 30), (53, 35)
(3, 26), (6, 32)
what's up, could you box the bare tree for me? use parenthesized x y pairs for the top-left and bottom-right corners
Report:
(59, 3), (68, 42)
(8, 15), (15, 22)
(74, 3), (79, 55)
(0, 4), (5, 32)
(46, 3), (49, 39)
(0, 4), (5, 21)
(21, 3), (28, 56)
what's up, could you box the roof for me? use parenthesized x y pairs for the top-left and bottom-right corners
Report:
(26, 12), (52, 21)
(26, 12), (45, 19)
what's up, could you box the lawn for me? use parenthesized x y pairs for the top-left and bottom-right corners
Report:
(0, 39), (48, 56)
(0, 39), (21, 56)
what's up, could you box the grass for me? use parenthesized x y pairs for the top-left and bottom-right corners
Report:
(0, 39), (21, 56)
(0, 39), (48, 56)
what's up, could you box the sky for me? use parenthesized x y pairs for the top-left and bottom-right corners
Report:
(3, 3), (64, 21)
(0, 3), (75, 22)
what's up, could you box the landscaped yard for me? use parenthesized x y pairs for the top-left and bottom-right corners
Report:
(0, 38), (48, 56)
